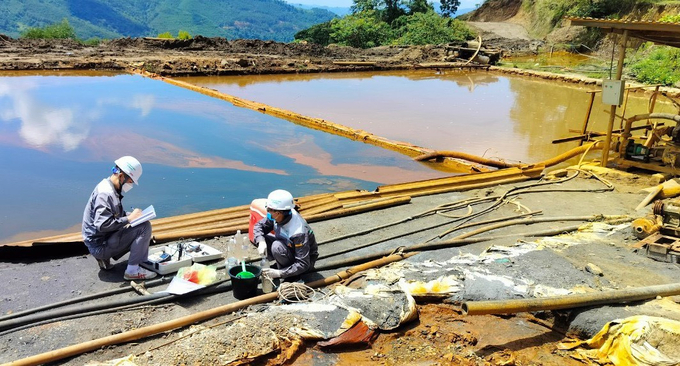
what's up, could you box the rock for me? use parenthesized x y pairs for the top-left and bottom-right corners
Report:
(585, 263), (603, 276)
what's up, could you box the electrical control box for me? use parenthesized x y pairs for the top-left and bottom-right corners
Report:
(602, 79), (625, 105)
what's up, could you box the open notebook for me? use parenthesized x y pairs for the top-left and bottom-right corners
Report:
(130, 205), (156, 227)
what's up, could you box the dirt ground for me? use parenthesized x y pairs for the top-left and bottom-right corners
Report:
(3, 165), (680, 365)
(0, 30), (541, 77)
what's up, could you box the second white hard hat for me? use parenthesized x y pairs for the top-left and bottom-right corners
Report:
(266, 189), (294, 210)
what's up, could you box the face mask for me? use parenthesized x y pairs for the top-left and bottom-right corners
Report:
(266, 212), (274, 222)
(122, 182), (133, 193)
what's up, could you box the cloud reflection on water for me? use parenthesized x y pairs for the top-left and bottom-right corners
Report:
(269, 133), (444, 184)
(0, 79), (90, 151)
(82, 130), (288, 174)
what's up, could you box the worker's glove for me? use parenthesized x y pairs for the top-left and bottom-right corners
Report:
(257, 240), (267, 256)
(262, 268), (282, 279)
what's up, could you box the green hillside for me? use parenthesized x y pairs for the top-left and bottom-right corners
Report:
(0, 0), (337, 41)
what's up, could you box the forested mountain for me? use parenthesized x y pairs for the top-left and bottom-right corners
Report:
(290, 3), (351, 16)
(0, 0), (337, 41)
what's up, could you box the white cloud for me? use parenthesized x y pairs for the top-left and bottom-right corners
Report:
(0, 79), (90, 151)
(97, 94), (156, 117)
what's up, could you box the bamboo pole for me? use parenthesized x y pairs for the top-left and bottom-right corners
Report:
(413, 150), (520, 168)
(4, 165), (548, 248)
(152, 196), (412, 242)
(579, 92), (596, 146)
(601, 30), (628, 167)
(462, 282), (680, 315)
(376, 166), (544, 196)
(5, 253), (416, 366)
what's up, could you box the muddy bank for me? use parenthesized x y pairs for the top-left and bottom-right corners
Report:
(0, 35), (527, 76)
(490, 65), (680, 99)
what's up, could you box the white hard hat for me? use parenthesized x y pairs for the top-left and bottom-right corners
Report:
(114, 156), (143, 185)
(266, 189), (294, 211)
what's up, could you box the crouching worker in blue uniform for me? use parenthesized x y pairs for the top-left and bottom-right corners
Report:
(253, 189), (318, 282)
(82, 156), (157, 281)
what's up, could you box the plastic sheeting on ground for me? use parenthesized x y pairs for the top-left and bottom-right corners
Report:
(559, 315), (680, 366)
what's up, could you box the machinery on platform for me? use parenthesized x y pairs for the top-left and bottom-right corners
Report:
(623, 114), (680, 170)
(633, 198), (680, 263)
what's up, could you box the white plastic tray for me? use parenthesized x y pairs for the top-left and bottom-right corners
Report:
(184, 241), (223, 263)
(140, 243), (223, 275)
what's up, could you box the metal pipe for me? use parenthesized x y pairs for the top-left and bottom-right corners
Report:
(462, 282), (680, 315)
(7, 253), (414, 366)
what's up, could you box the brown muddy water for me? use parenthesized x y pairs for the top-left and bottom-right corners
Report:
(183, 69), (676, 165)
(1, 69), (676, 244)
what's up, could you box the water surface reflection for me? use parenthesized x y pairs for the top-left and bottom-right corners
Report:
(0, 72), (443, 243)
(186, 70), (677, 164)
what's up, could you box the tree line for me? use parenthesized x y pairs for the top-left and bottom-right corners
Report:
(294, 0), (474, 48)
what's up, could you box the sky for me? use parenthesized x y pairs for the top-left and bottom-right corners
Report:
(285, 0), (479, 9)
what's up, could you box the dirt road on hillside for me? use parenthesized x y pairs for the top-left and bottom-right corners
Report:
(466, 21), (544, 54)
(467, 21), (531, 40)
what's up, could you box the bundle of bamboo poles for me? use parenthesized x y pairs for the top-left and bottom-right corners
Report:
(2, 165), (543, 248)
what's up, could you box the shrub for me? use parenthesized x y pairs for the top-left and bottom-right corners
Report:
(157, 32), (173, 39)
(630, 45), (680, 86)
(20, 19), (76, 39)
(178, 30), (192, 40)
(80, 37), (101, 46)
(660, 14), (680, 23)
(295, 21), (333, 45)
(392, 11), (474, 45)
(329, 11), (392, 48)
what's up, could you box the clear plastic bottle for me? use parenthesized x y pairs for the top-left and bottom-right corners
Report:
(226, 237), (237, 269)
(260, 254), (274, 293)
(237, 229), (249, 261)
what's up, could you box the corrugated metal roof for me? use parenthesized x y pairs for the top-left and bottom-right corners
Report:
(568, 17), (680, 48)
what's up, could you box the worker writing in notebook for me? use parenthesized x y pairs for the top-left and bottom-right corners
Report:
(82, 156), (157, 280)
(253, 189), (318, 281)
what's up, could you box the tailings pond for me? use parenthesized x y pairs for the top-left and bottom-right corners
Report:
(1, 69), (675, 244)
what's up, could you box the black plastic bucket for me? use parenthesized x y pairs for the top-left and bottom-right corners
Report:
(229, 264), (262, 300)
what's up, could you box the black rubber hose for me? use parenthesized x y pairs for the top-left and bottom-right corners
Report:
(0, 276), (173, 323)
(0, 281), (235, 336)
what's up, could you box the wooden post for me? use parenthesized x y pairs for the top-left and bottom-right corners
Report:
(580, 92), (596, 146)
(601, 30), (629, 167)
